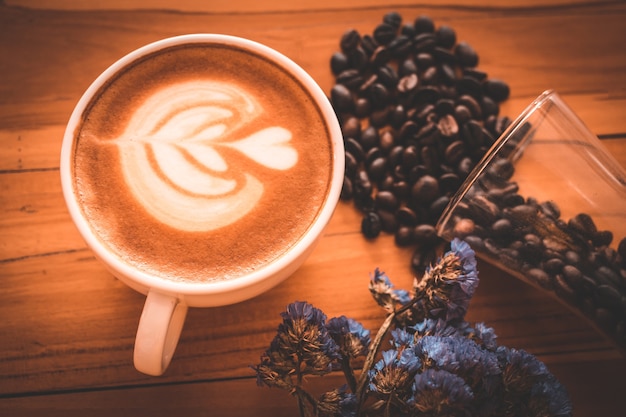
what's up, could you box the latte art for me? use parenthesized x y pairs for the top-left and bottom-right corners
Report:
(71, 42), (334, 283)
(112, 80), (298, 232)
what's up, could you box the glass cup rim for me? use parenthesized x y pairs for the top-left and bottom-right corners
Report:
(435, 89), (558, 237)
(60, 33), (345, 297)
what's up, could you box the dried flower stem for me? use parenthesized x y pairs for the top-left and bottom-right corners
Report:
(355, 298), (418, 412)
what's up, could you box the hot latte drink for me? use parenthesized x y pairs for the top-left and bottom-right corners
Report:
(71, 40), (334, 283)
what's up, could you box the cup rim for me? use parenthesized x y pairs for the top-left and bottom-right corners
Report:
(60, 33), (345, 297)
(435, 89), (557, 237)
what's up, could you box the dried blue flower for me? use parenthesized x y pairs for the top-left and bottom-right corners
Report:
(259, 301), (339, 379)
(368, 348), (421, 408)
(390, 327), (415, 349)
(369, 268), (411, 313)
(317, 385), (358, 417)
(327, 315), (371, 359)
(254, 237), (572, 417)
(411, 368), (474, 416)
(528, 377), (573, 417)
(416, 335), (501, 397)
(414, 239), (479, 322)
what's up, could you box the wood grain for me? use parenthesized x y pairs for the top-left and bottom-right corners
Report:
(1, 1), (625, 416)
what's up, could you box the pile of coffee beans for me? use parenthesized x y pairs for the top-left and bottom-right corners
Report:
(444, 147), (626, 349)
(329, 12), (512, 273)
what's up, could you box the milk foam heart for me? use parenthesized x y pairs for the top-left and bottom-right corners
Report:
(112, 80), (298, 232)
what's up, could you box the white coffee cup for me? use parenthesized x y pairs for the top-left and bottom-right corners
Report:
(60, 34), (344, 376)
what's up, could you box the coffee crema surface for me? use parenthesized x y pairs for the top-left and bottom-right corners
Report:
(72, 43), (334, 283)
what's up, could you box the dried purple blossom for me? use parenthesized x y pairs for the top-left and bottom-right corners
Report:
(413, 239), (479, 323)
(254, 236), (572, 417)
(327, 315), (371, 359)
(368, 348), (421, 408)
(256, 301), (339, 382)
(416, 335), (501, 397)
(411, 368), (474, 416)
(317, 386), (358, 417)
(369, 268), (412, 313)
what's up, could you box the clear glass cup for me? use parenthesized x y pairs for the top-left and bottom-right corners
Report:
(436, 90), (626, 351)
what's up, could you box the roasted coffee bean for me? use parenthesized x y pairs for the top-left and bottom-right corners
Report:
(554, 274), (577, 304)
(562, 265), (584, 289)
(435, 25), (456, 48)
(454, 105), (472, 125)
(396, 206), (418, 226)
(595, 266), (621, 288)
(543, 257), (564, 275)
(377, 209), (398, 233)
(395, 226), (414, 246)
(330, 84), (354, 113)
(414, 15), (435, 33)
(412, 175), (440, 204)
(593, 230), (613, 247)
(393, 180), (410, 199)
(483, 79), (510, 102)
(439, 172), (461, 194)
(377, 65), (398, 88)
(368, 83), (390, 109)
(430, 196), (450, 220)
(348, 47), (369, 72)
(342, 116), (361, 139)
(360, 126), (379, 150)
(363, 144), (382, 165)
(345, 151), (358, 177)
(415, 52), (435, 69)
(398, 73), (419, 94)
(341, 176), (353, 200)
(457, 95), (482, 119)
(420, 145), (439, 173)
(361, 211), (382, 238)
(378, 175), (394, 191)
(401, 23), (416, 37)
(413, 223), (438, 245)
(390, 35), (413, 58)
(374, 23), (397, 45)
(383, 11), (403, 29)
(330, 52), (349, 75)
(436, 56), (456, 76)
(414, 86), (441, 106)
(354, 98), (371, 118)
(340, 29), (361, 52)
(444, 140), (465, 165)
(421, 66), (438, 85)
(376, 190), (399, 211)
(528, 268), (552, 289)
(402, 145), (420, 169)
(345, 138), (365, 161)
(463, 68), (488, 82)
(370, 107), (390, 127)
(399, 57), (418, 76)
(368, 157), (387, 182)
(568, 213), (597, 239)
(454, 41), (479, 67)
(380, 130), (395, 151)
(353, 168), (372, 197)
(336, 69), (364, 90)
(491, 218), (513, 238)
(481, 96), (499, 117)
(457, 76), (483, 98)
(414, 33), (437, 52)
(390, 105), (408, 128)
(361, 34), (378, 55)
(461, 119), (485, 148)
(415, 121), (439, 145)
(486, 157), (515, 181)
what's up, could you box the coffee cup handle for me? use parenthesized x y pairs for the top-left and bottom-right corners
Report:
(133, 290), (188, 376)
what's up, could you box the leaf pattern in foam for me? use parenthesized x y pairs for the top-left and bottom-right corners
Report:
(110, 80), (297, 231)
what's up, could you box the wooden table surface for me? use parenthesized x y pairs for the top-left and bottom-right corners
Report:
(1, 0), (626, 415)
